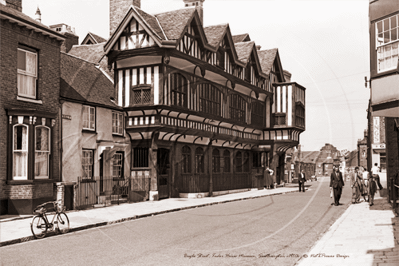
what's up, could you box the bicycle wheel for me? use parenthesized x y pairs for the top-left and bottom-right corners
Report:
(30, 216), (47, 239)
(56, 212), (70, 234)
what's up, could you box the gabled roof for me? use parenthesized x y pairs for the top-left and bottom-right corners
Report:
(258, 49), (278, 75)
(68, 43), (105, 64)
(60, 53), (116, 108)
(204, 24), (228, 47)
(81, 32), (107, 45)
(135, 8), (166, 40)
(0, 3), (65, 41)
(154, 8), (196, 40)
(232, 34), (251, 43)
(235, 41), (255, 63)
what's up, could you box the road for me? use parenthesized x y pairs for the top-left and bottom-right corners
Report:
(1, 176), (351, 266)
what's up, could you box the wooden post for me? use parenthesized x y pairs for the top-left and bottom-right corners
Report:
(208, 139), (213, 197)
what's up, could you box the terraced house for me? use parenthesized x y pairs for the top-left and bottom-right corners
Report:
(103, 0), (307, 200)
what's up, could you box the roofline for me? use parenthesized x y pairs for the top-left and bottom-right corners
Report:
(0, 12), (65, 41)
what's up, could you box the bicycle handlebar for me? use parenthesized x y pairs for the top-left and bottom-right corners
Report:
(34, 200), (61, 210)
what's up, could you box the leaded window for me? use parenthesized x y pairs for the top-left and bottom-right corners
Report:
(195, 147), (204, 174)
(132, 85), (151, 105)
(182, 146), (191, 174)
(229, 94), (246, 123)
(171, 73), (188, 108)
(198, 83), (222, 116)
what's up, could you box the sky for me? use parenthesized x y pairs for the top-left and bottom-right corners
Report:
(23, 0), (371, 152)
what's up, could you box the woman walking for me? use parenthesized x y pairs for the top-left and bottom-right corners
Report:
(350, 167), (361, 204)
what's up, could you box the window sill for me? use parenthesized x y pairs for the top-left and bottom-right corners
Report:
(7, 179), (55, 185)
(82, 129), (97, 134)
(17, 96), (42, 105)
(112, 133), (125, 138)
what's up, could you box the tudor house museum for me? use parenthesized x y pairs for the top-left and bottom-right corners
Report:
(0, 0), (306, 214)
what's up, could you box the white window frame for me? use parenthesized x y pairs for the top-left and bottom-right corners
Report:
(112, 152), (124, 178)
(112, 111), (124, 135)
(12, 124), (29, 180)
(376, 14), (399, 73)
(35, 126), (51, 179)
(17, 48), (37, 99)
(83, 105), (95, 131)
(82, 150), (94, 178)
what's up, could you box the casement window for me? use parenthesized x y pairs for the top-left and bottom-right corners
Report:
(133, 147), (148, 168)
(35, 126), (50, 179)
(251, 101), (265, 126)
(195, 147), (204, 174)
(132, 85), (151, 105)
(82, 150), (94, 178)
(295, 105), (305, 128)
(112, 152), (124, 178)
(212, 149), (220, 173)
(235, 151), (250, 173)
(17, 48), (37, 99)
(253, 152), (262, 168)
(229, 94), (246, 123)
(376, 14), (399, 72)
(171, 73), (188, 108)
(82, 105), (95, 131)
(198, 83), (222, 116)
(112, 111), (124, 135)
(13, 124), (28, 180)
(223, 150), (230, 173)
(182, 146), (191, 174)
(235, 151), (242, 173)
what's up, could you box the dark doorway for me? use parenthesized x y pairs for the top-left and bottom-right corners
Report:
(157, 148), (170, 199)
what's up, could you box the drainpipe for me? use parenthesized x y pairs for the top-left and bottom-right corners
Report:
(208, 138), (213, 197)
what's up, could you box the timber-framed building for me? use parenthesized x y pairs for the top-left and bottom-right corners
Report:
(104, 0), (306, 199)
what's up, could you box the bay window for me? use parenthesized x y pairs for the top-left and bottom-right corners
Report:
(376, 14), (399, 72)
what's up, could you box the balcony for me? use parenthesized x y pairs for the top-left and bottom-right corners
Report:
(272, 82), (306, 129)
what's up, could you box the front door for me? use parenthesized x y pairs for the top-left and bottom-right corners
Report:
(157, 148), (170, 199)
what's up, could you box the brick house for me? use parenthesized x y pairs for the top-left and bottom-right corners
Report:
(0, 1), (65, 214)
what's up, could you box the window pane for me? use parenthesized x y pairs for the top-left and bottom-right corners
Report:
(391, 28), (398, 42)
(36, 127), (49, 151)
(35, 151), (48, 178)
(384, 31), (390, 44)
(14, 126), (27, 150)
(391, 15), (397, 29)
(17, 50), (26, 70)
(384, 18), (389, 32)
(26, 52), (37, 75)
(13, 152), (28, 179)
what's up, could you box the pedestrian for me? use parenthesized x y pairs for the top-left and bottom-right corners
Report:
(298, 169), (306, 192)
(368, 174), (377, 207)
(371, 163), (383, 190)
(350, 167), (361, 204)
(264, 167), (273, 189)
(330, 166), (344, 206)
(361, 167), (369, 202)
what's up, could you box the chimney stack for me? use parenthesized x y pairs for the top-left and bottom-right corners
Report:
(110, 0), (141, 36)
(5, 0), (22, 11)
(183, 0), (205, 25)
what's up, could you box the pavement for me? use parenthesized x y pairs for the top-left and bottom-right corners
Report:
(297, 175), (399, 266)
(2, 176), (398, 266)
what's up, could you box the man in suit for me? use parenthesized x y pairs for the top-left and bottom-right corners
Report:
(330, 166), (345, 206)
(298, 169), (306, 192)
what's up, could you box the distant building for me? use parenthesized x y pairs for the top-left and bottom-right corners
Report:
(357, 130), (368, 170)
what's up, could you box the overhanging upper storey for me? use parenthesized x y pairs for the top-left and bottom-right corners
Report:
(369, 0), (399, 117)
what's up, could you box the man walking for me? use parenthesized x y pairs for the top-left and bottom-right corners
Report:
(371, 163), (383, 190)
(298, 169), (306, 192)
(330, 166), (344, 206)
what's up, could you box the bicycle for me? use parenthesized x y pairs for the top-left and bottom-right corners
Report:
(30, 200), (70, 239)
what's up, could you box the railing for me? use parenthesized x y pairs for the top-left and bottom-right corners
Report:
(179, 173), (253, 193)
(75, 176), (150, 210)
